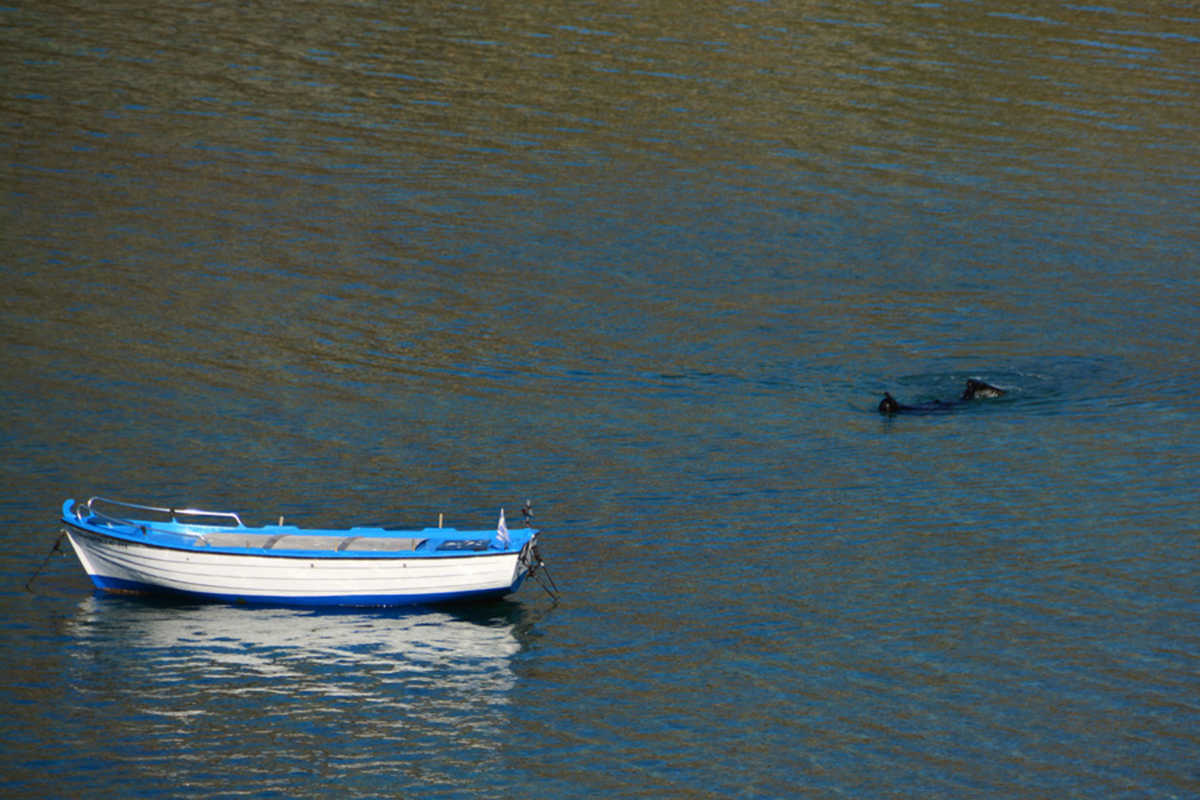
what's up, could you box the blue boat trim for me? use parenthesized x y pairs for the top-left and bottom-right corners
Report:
(61, 520), (522, 562)
(61, 499), (535, 560)
(87, 573), (525, 607)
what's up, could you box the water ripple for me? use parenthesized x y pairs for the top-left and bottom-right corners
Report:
(2, 0), (1198, 797)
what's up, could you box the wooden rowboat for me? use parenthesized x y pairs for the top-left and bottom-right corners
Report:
(61, 497), (543, 607)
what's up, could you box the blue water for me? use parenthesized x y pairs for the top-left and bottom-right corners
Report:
(3, 1), (1198, 797)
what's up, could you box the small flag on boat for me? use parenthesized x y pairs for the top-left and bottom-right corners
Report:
(495, 508), (510, 549)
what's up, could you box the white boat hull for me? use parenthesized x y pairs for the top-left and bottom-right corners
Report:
(64, 526), (529, 606)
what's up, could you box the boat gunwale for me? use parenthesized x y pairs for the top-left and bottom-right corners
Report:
(62, 499), (535, 561)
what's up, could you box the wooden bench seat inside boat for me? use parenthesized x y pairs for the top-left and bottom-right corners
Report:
(195, 532), (427, 552)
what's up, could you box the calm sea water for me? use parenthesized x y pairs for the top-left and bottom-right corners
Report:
(3, 1), (1198, 797)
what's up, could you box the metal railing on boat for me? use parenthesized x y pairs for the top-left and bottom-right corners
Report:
(81, 496), (245, 528)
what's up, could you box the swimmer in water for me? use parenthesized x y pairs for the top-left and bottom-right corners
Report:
(879, 379), (1005, 415)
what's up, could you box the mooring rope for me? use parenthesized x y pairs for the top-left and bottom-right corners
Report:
(25, 530), (66, 592)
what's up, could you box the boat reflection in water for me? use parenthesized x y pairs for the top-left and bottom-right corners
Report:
(63, 595), (532, 795)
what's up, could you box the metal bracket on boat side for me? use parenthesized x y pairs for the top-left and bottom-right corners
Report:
(521, 538), (559, 603)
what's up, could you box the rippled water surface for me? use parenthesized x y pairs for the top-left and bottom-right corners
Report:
(3, 1), (1198, 797)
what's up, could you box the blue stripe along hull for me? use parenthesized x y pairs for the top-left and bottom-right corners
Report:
(88, 573), (527, 608)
